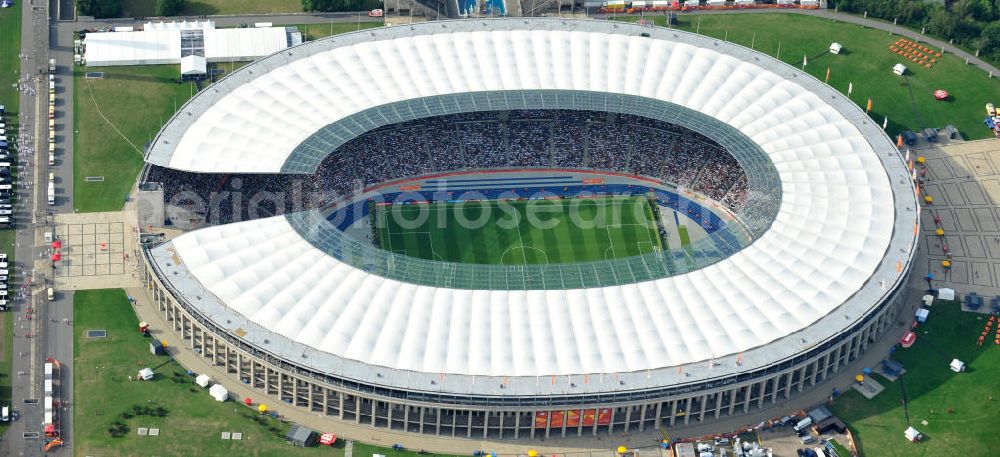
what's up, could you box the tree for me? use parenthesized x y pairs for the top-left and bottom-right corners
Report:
(155, 0), (186, 17)
(77, 0), (122, 18)
(981, 21), (1000, 60)
(302, 0), (378, 12)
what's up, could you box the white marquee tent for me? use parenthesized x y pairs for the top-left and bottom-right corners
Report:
(209, 383), (228, 401)
(144, 20), (215, 31)
(84, 30), (180, 66)
(195, 373), (211, 387)
(85, 26), (296, 67)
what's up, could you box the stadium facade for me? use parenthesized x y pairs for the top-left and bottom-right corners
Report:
(138, 19), (919, 439)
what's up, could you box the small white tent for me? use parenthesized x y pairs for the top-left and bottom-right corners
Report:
(138, 367), (154, 381)
(922, 294), (934, 306)
(938, 288), (955, 300)
(950, 359), (965, 372)
(904, 426), (922, 442)
(830, 42), (843, 55)
(893, 63), (908, 76)
(180, 55), (207, 76)
(915, 308), (929, 323)
(195, 373), (211, 387)
(209, 383), (228, 402)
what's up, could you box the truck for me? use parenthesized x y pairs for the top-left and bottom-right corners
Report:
(48, 182), (55, 205)
(49, 58), (56, 72)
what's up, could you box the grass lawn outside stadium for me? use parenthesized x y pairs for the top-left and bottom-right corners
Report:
(828, 301), (1000, 457)
(73, 289), (473, 457)
(375, 196), (664, 265)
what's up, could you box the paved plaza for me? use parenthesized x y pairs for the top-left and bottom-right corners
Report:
(918, 139), (1000, 298)
(50, 211), (141, 290)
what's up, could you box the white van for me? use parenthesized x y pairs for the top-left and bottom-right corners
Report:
(794, 417), (813, 432)
(1, 405), (9, 421)
(47, 288), (54, 301)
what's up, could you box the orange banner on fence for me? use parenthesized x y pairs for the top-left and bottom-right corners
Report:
(534, 411), (548, 429)
(550, 411), (565, 428)
(567, 410), (581, 427)
(582, 178), (605, 185)
(597, 408), (612, 426)
(399, 185), (421, 191)
(583, 409), (597, 426)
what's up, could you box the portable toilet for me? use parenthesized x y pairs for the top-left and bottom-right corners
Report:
(938, 288), (955, 301)
(149, 338), (165, 355)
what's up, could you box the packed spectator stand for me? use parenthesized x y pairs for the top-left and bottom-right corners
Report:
(147, 109), (748, 228)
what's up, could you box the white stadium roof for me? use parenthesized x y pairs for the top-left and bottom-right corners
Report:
(148, 19), (918, 394)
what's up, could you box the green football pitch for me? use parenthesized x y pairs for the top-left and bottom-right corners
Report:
(375, 196), (664, 265)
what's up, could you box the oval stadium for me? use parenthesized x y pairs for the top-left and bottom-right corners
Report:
(136, 18), (920, 440)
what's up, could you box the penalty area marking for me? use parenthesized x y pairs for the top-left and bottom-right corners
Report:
(499, 245), (550, 266)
